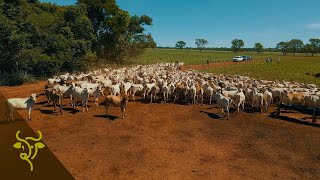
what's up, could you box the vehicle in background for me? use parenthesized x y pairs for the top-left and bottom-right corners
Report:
(233, 56), (244, 62)
(242, 55), (252, 61)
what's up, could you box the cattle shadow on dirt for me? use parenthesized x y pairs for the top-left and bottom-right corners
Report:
(200, 110), (223, 120)
(208, 106), (238, 113)
(93, 114), (118, 121)
(270, 112), (320, 128)
(39, 108), (63, 115)
(39, 109), (54, 114)
(36, 100), (48, 105)
(61, 107), (80, 114)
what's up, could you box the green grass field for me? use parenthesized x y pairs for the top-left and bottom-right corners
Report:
(203, 56), (320, 86)
(137, 48), (282, 64)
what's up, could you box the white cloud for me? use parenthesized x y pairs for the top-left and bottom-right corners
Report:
(306, 23), (320, 30)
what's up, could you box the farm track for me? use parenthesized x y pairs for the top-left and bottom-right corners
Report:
(0, 62), (320, 179)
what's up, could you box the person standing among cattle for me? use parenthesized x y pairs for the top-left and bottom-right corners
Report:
(277, 56), (280, 63)
(266, 57), (269, 63)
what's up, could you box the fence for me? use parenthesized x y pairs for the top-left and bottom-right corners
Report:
(276, 103), (320, 123)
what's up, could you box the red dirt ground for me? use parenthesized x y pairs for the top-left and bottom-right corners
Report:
(1, 63), (319, 179)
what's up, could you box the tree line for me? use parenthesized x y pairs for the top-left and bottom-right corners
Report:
(175, 38), (320, 56)
(0, 0), (155, 85)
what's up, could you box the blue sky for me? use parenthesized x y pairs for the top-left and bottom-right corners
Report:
(41, 0), (320, 48)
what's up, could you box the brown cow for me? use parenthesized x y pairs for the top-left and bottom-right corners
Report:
(44, 88), (63, 114)
(105, 95), (128, 119)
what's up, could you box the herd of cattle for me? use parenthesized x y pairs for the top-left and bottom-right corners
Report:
(5, 62), (320, 122)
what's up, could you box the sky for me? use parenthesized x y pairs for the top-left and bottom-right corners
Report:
(40, 0), (320, 48)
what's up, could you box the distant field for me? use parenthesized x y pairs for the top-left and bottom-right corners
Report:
(203, 56), (320, 86)
(137, 48), (283, 64)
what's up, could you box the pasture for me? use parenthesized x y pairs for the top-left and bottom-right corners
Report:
(139, 48), (283, 64)
(203, 56), (320, 86)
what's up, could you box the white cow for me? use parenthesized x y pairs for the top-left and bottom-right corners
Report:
(130, 84), (144, 101)
(251, 88), (264, 113)
(213, 91), (233, 120)
(6, 94), (37, 122)
(263, 89), (273, 113)
(234, 89), (245, 112)
(65, 85), (90, 112)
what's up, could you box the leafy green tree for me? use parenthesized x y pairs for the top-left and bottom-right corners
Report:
(147, 34), (157, 49)
(231, 39), (244, 53)
(276, 41), (289, 55)
(288, 39), (304, 56)
(195, 39), (208, 51)
(175, 41), (186, 50)
(303, 44), (316, 56)
(309, 38), (320, 56)
(79, 0), (153, 63)
(0, 0), (154, 85)
(254, 42), (263, 53)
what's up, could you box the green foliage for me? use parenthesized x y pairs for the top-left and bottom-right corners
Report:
(231, 39), (244, 53)
(0, 70), (35, 86)
(308, 38), (320, 56)
(303, 44), (316, 56)
(276, 41), (289, 55)
(288, 39), (304, 56)
(0, 0), (153, 85)
(175, 41), (186, 50)
(79, 0), (153, 64)
(195, 39), (208, 51)
(254, 42), (263, 53)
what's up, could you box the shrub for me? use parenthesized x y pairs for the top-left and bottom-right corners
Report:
(0, 71), (35, 86)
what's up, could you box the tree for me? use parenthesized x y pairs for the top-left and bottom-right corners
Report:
(309, 38), (320, 56)
(79, 0), (153, 63)
(303, 44), (316, 56)
(231, 39), (244, 53)
(195, 39), (208, 51)
(175, 41), (186, 50)
(288, 39), (304, 56)
(276, 41), (289, 55)
(254, 43), (263, 53)
(147, 34), (157, 49)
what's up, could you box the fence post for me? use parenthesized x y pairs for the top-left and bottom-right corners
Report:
(312, 108), (317, 123)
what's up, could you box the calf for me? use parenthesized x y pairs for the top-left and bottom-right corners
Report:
(105, 95), (128, 119)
